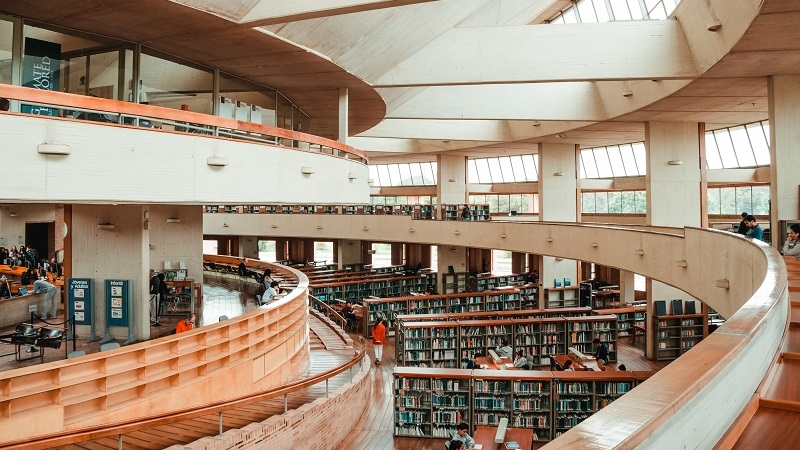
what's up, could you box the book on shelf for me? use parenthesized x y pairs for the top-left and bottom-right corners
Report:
(554, 278), (562, 287)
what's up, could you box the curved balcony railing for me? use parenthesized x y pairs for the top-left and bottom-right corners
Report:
(0, 84), (367, 164)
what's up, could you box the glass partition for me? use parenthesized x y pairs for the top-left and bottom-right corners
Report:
(139, 51), (213, 114)
(0, 18), (13, 85)
(219, 72), (277, 125)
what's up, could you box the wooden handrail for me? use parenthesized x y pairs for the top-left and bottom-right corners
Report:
(5, 344), (367, 450)
(310, 295), (348, 331)
(0, 84), (367, 163)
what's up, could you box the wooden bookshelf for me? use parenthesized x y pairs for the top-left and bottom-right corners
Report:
(394, 368), (644, 442)
(593, 306), (646, 338)
(565, 314), (618, 362)
(545, 286), (580, 309)
(654, 313), (706, 361)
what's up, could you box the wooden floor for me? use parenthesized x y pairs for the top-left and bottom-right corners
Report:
(730, 258), (800, 450)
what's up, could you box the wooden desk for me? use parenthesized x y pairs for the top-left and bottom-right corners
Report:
(553, 354), (604, 371)
(475, 356), (518, 370)
(473, 425), (534, 450)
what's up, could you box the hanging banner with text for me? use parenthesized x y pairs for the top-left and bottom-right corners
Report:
(22, 37), (61, 116)
(67, 278), (93, 325)
(105, 279), (129, 327)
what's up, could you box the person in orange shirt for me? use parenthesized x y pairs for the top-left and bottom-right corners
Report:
(176, 313), (195, 334)
(372, 319), (387, 364)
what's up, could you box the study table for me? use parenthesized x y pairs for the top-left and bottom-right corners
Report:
(553, 354), (604, 371)
(473, 425), (534, 450)
(474, 355), (518, 370)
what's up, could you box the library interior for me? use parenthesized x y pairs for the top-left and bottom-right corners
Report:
(0, 1), (799, 449)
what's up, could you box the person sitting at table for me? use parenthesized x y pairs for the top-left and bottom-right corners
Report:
(176, 313), (195, 334)
(0, 276), (10, 298)
(495, 339), (513, 359)
(341, 301), (358, 329)
(463, 354), (479, 369)
(593, 338), (609, 366)
(618, 363), (627, 371)
(562, 359), (575, 371)
(449, 422), (475, 450)
(513, 349), (528, 368)
(449, 440), (465, 450)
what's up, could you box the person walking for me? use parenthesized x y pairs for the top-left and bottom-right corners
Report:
(372, 319), (387, 364)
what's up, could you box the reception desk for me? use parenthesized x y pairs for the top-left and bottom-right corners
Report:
(473, 425), (534, 450)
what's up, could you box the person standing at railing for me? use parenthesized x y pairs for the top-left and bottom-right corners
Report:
(32, 270), (58, 319)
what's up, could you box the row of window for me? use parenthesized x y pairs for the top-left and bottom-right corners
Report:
(369, 186), (768, 216)
(549, 0), (680, 24)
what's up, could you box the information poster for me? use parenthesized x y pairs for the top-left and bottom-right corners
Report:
(22, 37), (61, 116)
(105, 279), (129, 327)
(67, 278), (93, 325)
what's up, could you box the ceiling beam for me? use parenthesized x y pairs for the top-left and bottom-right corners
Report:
(240, 0), (440, 26)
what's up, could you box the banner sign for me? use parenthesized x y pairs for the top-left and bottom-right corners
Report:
(22, 37), (61, 116)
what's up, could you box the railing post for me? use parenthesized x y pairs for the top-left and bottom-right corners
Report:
(219, 412), (223, 435)
(118, 435), (123, 450)
(326, 379), (329, 398)
(284, 394), (288, 414)
(349, 366), (353, 383)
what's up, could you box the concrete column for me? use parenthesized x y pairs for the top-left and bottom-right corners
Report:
(338, 239), (363, 269)
(239, 236), (258, 259)
(437, 154), (468, 205)
(338, 88), (348, 144)
(619, 270), (635, 305)
(768, 75), (800, 240)
(645, 121), (702, 358)
(537, 143), (579, 305)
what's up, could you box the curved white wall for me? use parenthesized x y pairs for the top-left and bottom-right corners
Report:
(0, 114), (370, 204)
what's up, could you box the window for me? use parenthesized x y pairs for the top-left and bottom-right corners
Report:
(492, 250), (512, 275)
(258, 240), (276, 262)
(581, 191), (646, 214)
(314, 241), (333, 265)
(580, 143), (646, 179)
(370, 195), (435, 205)
(369, 162), (437, 187)
(202, 240), (218, 255)
(705, 121), (770, 169)
(468, 155), (538, 184)
(469, 194), (537, 213)
(550, 0), (681, 23)
(707, 186), (769, 215)
(371, 243), (392, 268)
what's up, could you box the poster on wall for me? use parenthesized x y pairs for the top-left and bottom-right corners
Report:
(22, 37), (61, 116)
(105, 279), (129, 327)
(67, 278), (92, 325)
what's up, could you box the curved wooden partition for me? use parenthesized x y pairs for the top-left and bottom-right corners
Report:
(205, 212), (787, 449)
(0, 84), (367, 164)
(0, 263), (310, 447)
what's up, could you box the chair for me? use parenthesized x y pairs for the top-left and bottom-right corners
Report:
(100, 342), (121, 352)
(256, 294), (262, 306)
(8, 324), (41, 361)
(218, 315), (229, 322)
(37, 328), (64, 351)
(67, 350), (86, 359)
(444, 440), (451, 450)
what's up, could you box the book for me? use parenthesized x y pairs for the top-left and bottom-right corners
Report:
(504, 442), (521, 450)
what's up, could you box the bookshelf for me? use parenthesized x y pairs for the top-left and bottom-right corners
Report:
(443, 272), (470, 294)
(473, 370), (514, 427)
(653, 313), (705, 361)
(394, 368), (473, 438)
(553, 372), (635, 439)
(566, 315), (618, 363)
(545, 286), (580, 309)
(441, 204), (490, 221)
(593, 306), (646, 338)
(459, 320), (513, 361)
(394, 368), (643, 441)
(397, 321), (460, 367)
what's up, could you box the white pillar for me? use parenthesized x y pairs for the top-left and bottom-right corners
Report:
(619, 270), (636, 305)
(645, 121), (702, 358)
(239, 236), (259, 259)
(338, 88), (348, 144)
(537, 143), (579, 305)
(768, 75), (800, 243)
(437, 154), (468, 205)
(338, 239), (363, 270)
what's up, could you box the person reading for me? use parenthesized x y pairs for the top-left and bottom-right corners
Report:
(176, 313), (195, 333)
(449, 422), (475, 450)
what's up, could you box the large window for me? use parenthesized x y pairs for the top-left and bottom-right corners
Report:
(492, 250), (512, 275)
(371, 243), (392, 268)
(369, 162), (437, 187)
(549, 0), (680, 23)
(469, 194), (537, 214)
(258, 239), (276, 262)
(371, 196), (435, 205)
(707, 186), (769, 216)
(314, 241), (333, 265)
(705, 121), (770, 169)
(582, 191), (646, 214)
(580, 143), (646, 179)
(468, 155), (538, 184)
(202, 240), (218, 255)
